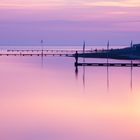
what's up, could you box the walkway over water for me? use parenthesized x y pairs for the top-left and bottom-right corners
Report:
(76, 62), (140, 67)
(1, 49), (140, 67)
(7, 49), (78, 52)
(0, 49), (93, 57)
(0, 53), (71, 57)
(6, 49), (93, 53)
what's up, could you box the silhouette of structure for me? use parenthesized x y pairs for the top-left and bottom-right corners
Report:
(41, 40), (44, 57)
(75, 51), (78, 66)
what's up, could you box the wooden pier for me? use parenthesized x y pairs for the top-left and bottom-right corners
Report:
(75, 63), (140, 67)
(1, 48), (140, 68)
(0, 53), (71, 57)
(0, 49), (91, 57)
(6, 49), (92, 53)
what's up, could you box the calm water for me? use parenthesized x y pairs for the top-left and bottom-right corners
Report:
(0, 55), (140, 140)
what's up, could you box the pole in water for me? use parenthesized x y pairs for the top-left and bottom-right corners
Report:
(75, 51), (78, 66)
(82, 41), (86, 89)
(41, 40), (44, 57)
(83, 41), (86, 62)
(40, 40), (44, 67)
(107, 40), (110, 91)
(107, 40), (109, 65)
(130, 41), (133, 89)
(130, 41), (133, 67)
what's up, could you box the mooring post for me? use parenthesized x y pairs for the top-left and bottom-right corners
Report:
(131, 41), (133, 67)
(107, 40), (109, 66)
(75, 51), (78, 66)
(83, 41), (85, 63)
(41, 40), (44, 57)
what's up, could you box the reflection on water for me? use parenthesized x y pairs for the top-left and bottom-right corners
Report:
(0, 56), (140, 140)
(82, 66), (86, 89)
(75, 59), (134, 93)
(107, 65), (109, 92)
(130, 65), (133, 92)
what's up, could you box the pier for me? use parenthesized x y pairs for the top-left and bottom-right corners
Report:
(75, 62), (140, 67)
(0, 53), (71, 57)
(0, 49), (92, 57)
(6, 49), (92, 53)
(74, 41), (140, 67)
(1, 48), (140, 68)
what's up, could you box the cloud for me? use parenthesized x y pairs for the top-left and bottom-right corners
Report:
(83, 0), (140, 7)
(0, 0), (139, 45)
(0, 0), (140, 9)
(0, 0), (66, 9)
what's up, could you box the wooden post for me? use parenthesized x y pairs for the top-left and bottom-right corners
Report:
(131, 41), (133, 67)
(107, 40), (109, 66)
(41, 40), (43, 57)
(83, 41), (85, 62)
(75, 51), (78, 66)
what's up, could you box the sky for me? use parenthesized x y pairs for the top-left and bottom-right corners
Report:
(0, 0), (140, 46)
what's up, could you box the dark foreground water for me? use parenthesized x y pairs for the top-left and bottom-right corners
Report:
(0, 55), (140, 140)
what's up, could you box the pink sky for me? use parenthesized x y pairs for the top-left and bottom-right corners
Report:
(0, 0), (140, 46)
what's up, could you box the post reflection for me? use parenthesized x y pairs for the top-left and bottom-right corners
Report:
(75, 65), (78, 80)
(107, 65), (109, 92)
(83, 54), (86, 90)
(75, 65), (86, 90)
(41, 55), (44, 68)
(75, 64), (134, 93)
(83, 66), (86, 90)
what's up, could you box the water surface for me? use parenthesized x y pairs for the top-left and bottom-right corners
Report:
(0, 56), (140, 140)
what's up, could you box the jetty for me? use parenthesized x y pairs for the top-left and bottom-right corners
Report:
(74, 42), (140, 67)
(1, 42), (140, 68)
(0, 49), (92, 57)
(75, 62), (140, 67)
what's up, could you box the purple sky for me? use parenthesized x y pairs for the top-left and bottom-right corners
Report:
(0, 0), (140, 46)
